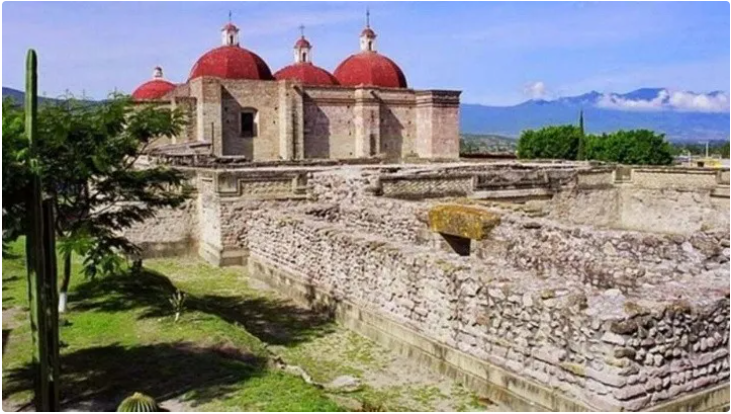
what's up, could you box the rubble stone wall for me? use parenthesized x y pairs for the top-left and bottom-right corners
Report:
(246, 205), (729, 411)
(124, 200), (199, 258)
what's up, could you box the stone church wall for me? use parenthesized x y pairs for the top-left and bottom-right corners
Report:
(218, 79), (286, 159)
(302, 88), (356, 159)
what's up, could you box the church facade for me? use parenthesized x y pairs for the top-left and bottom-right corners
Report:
(132, 20), (461, 161)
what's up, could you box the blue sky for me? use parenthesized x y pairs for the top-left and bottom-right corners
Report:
(2, 1), (729, 105)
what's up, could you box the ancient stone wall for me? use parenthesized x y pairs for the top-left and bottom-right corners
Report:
(196, 172), (222, 264)
(632, 168), (719, 190)
(124, 200), (199, 258)
(246, 167), (730, 411)
(550, 184), (729, 235)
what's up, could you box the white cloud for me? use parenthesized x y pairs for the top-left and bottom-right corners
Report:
(524, 81), (548, 100)
(595, 89), (729, 113)
(668, 91), (730, 113)
(596, 90), (669, 111)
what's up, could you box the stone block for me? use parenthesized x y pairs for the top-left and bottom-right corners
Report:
(428, 204), (501, 240)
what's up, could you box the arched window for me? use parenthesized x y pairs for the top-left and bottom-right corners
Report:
(240, 108), (258, 137)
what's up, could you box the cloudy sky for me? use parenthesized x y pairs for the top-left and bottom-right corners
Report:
(2, 1), (729, 106)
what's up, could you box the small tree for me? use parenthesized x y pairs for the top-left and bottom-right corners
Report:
(516, 125), (582, 160)
(2, 95), (191, 311)
(577, 110), (586, 161)
(583, 129), (673, 166)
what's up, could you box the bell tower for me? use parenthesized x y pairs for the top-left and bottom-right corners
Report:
(221, 13), (239, 46)
(294, 25), (312, 64)
(359, 9), (377, 52)
(152, 66), (164, 79)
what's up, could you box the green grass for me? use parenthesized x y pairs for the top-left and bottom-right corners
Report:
(2, 241), (341, 411)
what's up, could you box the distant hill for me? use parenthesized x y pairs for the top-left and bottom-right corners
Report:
(3, 87), (96, 106)
(461, 88), (730, 143)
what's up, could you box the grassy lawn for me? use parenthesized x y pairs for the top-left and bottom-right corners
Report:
(2, 240), (341, 411)
(3, 240), (493, 412)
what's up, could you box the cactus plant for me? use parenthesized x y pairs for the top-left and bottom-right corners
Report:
(117, 392), (160, 412)
(24, 48), (60, 411)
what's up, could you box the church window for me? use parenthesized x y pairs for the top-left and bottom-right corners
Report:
(240, 108), (258, 137)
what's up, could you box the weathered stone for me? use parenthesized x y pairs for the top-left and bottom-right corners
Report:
(428, 204), (501, 240)
(601, 332), (626, 346)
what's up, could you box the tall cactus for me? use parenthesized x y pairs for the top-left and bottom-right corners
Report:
(24, 48), (60, 412)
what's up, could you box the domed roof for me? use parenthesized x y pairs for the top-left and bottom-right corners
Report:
(274, 63), (338, 86)
(294, 36), (311, 49)
(334, 52), (407, 88)
(132, 67), (176, 100)
(188, 46), (274, 81)
(360, 27), (376, 39)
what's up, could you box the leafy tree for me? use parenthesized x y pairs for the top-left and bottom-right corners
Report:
(2, 99), (31, 254)
(516, 125), (582, 160)
(584, 129), (673, 165)
(2, 95), (191, 311)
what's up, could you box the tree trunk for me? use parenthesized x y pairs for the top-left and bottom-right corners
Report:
(58, 251), (71, 313)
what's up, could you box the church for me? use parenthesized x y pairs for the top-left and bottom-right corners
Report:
(131, 17), (461, 161)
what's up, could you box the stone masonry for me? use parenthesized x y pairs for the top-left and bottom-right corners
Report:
(125, 160), (730, 411)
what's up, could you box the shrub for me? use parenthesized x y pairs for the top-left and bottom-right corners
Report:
(584, 129), (673, 165)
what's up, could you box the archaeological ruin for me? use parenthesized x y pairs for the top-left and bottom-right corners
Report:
(123, 16), (730, 412)
(125, 155), (730, 412)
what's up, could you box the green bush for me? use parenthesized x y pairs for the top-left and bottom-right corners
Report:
(516, 125), (581, 160)
(584, 129), (673, 166)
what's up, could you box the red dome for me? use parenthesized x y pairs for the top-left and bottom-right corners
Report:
(188, 46), (274, 81)
(361, 27), (376, 38)
(274, 63), (338, 86)
(294, 37), (311, 49)
(132, 79), (176, 100)
(334, 52), (407, 88)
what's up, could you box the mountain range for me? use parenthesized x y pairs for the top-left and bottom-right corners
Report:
(4, 86), (729, 143)
(462, 88), (729, 143)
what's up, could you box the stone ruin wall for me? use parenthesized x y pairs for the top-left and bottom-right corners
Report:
(549, 168), (729, 234)
(123, 200), (199, 258)
(244, 167), (729, 411)
(122, 161), (730, 410)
